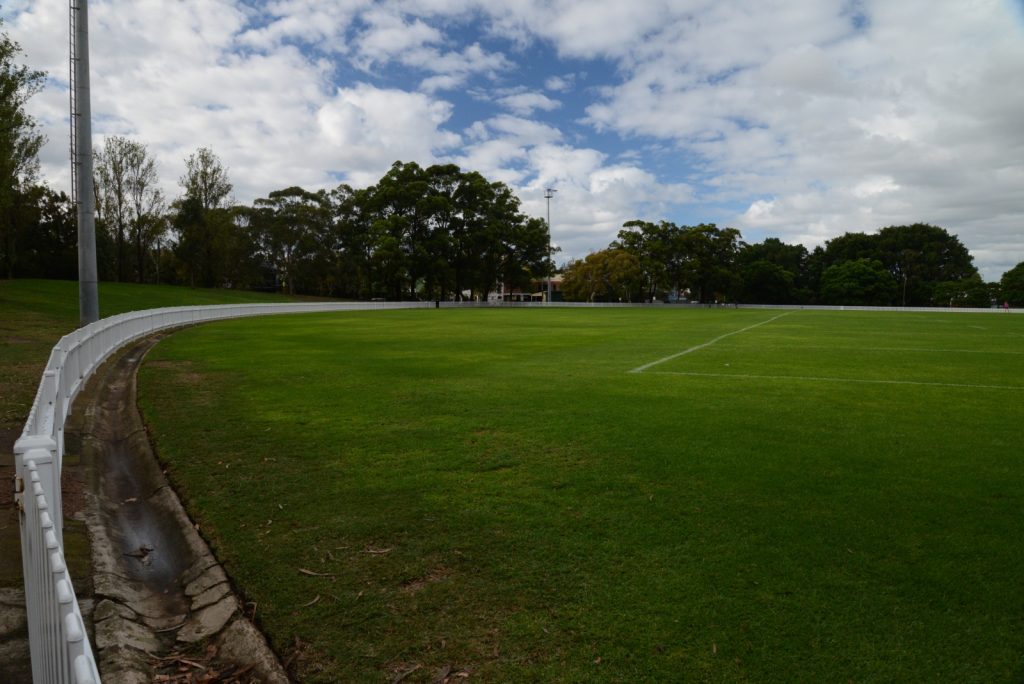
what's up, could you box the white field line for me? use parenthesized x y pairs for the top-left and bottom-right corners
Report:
(714, 345), (1024, 356)
(646, 370), (1024, 391)
(629, 312), (792, 374)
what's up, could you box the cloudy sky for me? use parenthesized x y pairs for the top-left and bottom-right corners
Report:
(4, 0), (1024, 278)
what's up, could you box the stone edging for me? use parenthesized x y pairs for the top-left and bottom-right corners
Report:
(78, 335), (289, 683)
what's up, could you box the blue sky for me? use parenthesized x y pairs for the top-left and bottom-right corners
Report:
(5, 0), (1024, 278)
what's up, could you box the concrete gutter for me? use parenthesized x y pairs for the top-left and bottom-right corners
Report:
(78, 335), (289, 683)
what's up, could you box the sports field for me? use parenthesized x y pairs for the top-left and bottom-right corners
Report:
(138, 307), (1024, 682)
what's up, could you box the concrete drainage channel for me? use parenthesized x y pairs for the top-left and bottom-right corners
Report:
(75, 334), (289, 683)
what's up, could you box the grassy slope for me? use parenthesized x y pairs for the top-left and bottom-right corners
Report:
(0, 279), (295, 586)
(138, 308), (1024, 683)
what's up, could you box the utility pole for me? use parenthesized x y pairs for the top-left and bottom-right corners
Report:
(544, 188), (556, 303)
(71, 0), (99, 324)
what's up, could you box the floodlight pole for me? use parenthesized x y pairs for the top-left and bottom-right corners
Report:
(544, 188), (556, 303)
(71, 0), (99, 325)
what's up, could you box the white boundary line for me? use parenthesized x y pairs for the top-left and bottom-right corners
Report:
(717, 344), (1024, 356)
(645, 370), (1024, 391)
(629, 311), (792, 374)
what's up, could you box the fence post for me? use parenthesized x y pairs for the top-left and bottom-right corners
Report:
(15, 437), (62, 548)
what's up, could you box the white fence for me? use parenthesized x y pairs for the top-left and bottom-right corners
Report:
(13, 300), (431, 683)
(15, 297), (1019, 682)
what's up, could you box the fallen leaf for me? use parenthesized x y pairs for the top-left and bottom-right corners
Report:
(298, 568), (335, 578)
(432, 664), (452, 683)
(390, 664), (421, 684)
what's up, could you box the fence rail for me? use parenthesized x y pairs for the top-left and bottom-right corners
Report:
(13, 300), (431, 683)
(15, 297), (1018, 682)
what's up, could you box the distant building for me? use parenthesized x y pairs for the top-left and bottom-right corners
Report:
(488, 276), (563, 302)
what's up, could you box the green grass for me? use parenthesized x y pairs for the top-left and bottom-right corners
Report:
(0, 279), (297, 427)
(138, 308), (1024, 682)
(0, 279), (297, 588)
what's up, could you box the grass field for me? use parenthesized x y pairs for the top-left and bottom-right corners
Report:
(137, 307), (1024, 682)
(0, 279), (297, 430)
(0, 280), (295, 587)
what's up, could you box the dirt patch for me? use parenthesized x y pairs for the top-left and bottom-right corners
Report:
(385, 660), (472, 683)
(175, 372), (207, 387)
(151, 645), (263, 683)
(61, 462), (87, 521)
(145, 360), (196, 370)
(400, 566), (453, 595)
(0, 427), (19, 456)
(0, 428), (22, 588)
(0, 463), (13, 510)
(146, 360), (211, 391)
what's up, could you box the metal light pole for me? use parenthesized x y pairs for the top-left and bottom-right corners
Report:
(71, 0), (99, 324)
(544, 188), (556, 303)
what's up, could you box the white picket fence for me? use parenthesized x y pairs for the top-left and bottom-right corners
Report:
(13, 300), (432, 683)
(15, 297), (1018, 682)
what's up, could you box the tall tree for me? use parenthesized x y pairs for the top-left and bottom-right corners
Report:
(932, 274), (993, 308)
(9, 185), (77, 279)
(95, 136), (132, 281)
(251, 186), (331, 295)
(329, 184), (375, 298)
(175, 147), (233, 287)
(821, 225), (977, 306)
(738, 238), (811, 303)
(125, 142), (164, 282)
(875, 224), (977, 306)
(96, 136), (164, 282)
(819, 258), (897, 306)
(0, 22), (46, 279)
(562, 249), (643, 302)
(364, 161), (426, 299)
(739, 260), (796, 304)
(678, 224), (744, 303)
(615, 220), (672, 301)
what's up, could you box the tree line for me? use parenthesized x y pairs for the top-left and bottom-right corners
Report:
(3, 22), (1024, 306)
(561, 220), (1023, 307)
(4, 141), (552, 299)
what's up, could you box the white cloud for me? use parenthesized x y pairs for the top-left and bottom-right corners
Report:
(411, 42), (511, 91)
(579, 0), (1024, 278)
(497, 92), (560, 116)
(851, 176), (899, 199)
(317, 84), (461, 185)
(6, 0), (1024, 279)
(7, 1), (463, 202)
(544, 75), (572, 92)
(238, 0), (369, 52)
(352, 8), (442, 68)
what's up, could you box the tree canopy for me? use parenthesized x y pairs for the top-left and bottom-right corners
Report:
(561, 223), (992, 306)
(0, 22), (46, 279)
(1000, 262), (1024, 306)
